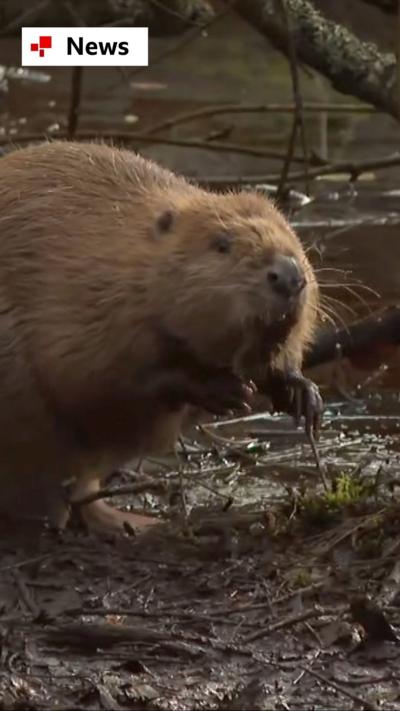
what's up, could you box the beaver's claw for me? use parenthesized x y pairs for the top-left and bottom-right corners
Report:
(267, 370), (323, 439)
(194, 371), (256, 417)
(290, 374), (323, 439)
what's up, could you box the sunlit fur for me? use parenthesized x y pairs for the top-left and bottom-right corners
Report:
(0, 141), (319, 523)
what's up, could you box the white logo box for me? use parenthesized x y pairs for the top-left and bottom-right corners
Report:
(21, 27), (148, 67)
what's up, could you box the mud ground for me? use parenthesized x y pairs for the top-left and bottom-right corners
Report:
(2, 392), (400, 711)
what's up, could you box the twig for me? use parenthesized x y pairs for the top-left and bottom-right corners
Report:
(4, 133), (400, 186)
(106, 0), (236, 92)
(67, 67), (83, 140)
(265, 151), (400, 181)
(194, 152), (400, 186)
(244, 606), (324, 643)
(131, 135), (308, 161)
(71, 479), (166, 507)
(1, 130), (307, 163)
(140, 102), (379, 137)
(147, 0), (209, 24)
(63, 0), (85, 141)
(314, 513), (385, 558)
(62, 0), (86, 26)
(197, 424), (258, 464)
(397, 0), (400, 117)
(0, 555), (51, 573)
(278, 116), (298, 202)
(292, 649), (321, 685)
(176, 439), (190, 525)
(273, 580), (327, 605)
(44, 621), (199, 648)
(0, 0), (51, 36)
(302, 666), (378, 711)
(14, 570), (40, 617)
(73, 605), (258, 628)
(307, 431), (329, 491)
(277, 0), (310, 195)
(337, 672), (400, 686)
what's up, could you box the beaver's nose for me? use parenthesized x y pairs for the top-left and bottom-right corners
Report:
(267, 256), (306, 298)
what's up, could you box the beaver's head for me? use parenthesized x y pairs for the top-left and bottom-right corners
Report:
(151, 189), (318, 367)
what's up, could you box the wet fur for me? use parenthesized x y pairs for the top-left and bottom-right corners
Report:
(0, 140), (319, 525)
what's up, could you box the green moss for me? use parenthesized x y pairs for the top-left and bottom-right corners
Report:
(289, 568), (312, 588)
(297, 472), (372, 526)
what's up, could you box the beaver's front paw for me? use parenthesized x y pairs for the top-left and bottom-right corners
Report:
(290, 374), (323, 438)
(267, 370), (323, 438)
(192, 371), (256, 417)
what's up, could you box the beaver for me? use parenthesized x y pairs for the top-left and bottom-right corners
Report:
(0, 140), (322, 535)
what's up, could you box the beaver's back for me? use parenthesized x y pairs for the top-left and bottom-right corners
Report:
(0, 142), (191, 399)
(0, 140), (189, 267)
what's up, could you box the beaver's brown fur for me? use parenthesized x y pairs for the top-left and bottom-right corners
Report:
(0, 140), (320, 534)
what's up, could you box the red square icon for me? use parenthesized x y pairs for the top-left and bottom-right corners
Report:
(40, 36), (52, 49)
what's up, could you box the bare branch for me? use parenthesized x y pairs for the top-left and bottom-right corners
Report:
(0, 0), (215, 36)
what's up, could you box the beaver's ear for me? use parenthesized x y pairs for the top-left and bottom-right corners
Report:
(155, 209), (174, 235)
(210, 232), (233, 254)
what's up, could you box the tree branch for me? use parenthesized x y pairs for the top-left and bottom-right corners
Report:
(357, 0), (396, 14)
(235, 0), (399, 118)
(305, 306), (400, 369)
(0, 0), (215, 36)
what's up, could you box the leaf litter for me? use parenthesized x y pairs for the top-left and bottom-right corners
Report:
(1, 391), (400, 710)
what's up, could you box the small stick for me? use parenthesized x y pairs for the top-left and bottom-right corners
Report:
(14, 570), (40, 617)
(71, 479), (166, 507)
(277, 0), (310, 196)
(303, 666), (378, 711)
(140, 102), (379, 138)
(277, 115), (298, 202)
(5, 134), (400, 185)
(67, 67), (83, 140)
(397, 0), (400, 118)
(244, 606), (324, 643)
(307, 430), (329, 491)
(292, 649), (321, 685)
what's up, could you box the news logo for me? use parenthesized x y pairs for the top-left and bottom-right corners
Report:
(22, 27), (148, 67)
(30, 35), (52, 58)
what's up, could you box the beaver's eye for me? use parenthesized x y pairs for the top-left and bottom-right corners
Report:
(211, 233), (233, 254)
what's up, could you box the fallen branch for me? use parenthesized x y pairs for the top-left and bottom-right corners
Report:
(305, 305), (400, 370)
(44, 621), (204, 654)
(244, 606), (325, 643)
(303, 667), (378, 711)
(71, 478), (167, 507)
